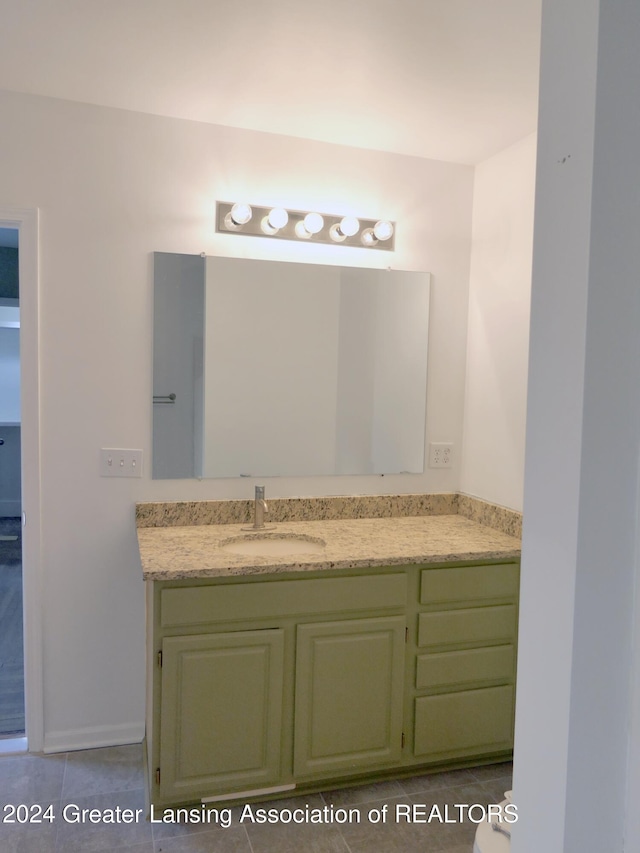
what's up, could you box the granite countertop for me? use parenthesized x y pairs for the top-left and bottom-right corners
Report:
(138, 514), (521, 581)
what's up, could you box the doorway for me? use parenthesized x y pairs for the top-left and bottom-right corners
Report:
(0, 226), (23, 739)
(0, 208), (42, 753)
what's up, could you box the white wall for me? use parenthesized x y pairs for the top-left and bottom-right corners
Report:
(0, 89), (474, 748)
(461, 133), (536, 512)
(513, 0), (640, 850)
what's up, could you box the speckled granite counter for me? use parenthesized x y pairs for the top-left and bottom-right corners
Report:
(138, 514), (520, 580)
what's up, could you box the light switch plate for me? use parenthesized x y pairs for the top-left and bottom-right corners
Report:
(100, 448), (143, 478)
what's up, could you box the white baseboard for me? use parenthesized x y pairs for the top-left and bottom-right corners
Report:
(43, 722), (144, 754)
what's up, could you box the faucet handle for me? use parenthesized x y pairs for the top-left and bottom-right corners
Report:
(255, 485), (265, 500)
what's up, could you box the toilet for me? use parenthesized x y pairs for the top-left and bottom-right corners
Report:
(473, 794), (512, 853)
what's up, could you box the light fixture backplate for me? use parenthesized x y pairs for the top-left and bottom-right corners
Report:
(216, 202), (395, 251)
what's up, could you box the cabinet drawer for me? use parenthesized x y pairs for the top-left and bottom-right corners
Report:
(416, 644), (515, 691)
(418, 604), (517, 649)
(420, 563), (518, 606)
(414, 685), (514, 760)
(160, 573), (407, 628)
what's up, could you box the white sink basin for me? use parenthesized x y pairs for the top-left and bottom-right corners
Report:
(220, 534), (326, 557)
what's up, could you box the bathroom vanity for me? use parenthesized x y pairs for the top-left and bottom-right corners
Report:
(138, 501), (520, 810)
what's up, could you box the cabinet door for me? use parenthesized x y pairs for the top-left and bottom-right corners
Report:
(294, 616), (405, 778)
(160, 629), (285, 803)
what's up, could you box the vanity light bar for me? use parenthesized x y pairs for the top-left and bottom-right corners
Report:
(216, 202), (395, 251)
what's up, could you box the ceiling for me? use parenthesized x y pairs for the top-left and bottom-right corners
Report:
(0, 0), (541, 165)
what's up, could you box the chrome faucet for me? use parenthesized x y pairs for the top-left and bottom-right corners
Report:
(241, 485), (275, 532)
(253, 485), (269, 529)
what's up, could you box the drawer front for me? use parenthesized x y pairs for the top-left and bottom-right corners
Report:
(160, 572), (407, 628)
(416, 644), (515, 691)
(417, 604), (517, 649)
(414, 685), (514, 760)
(420, 563), (518, 606)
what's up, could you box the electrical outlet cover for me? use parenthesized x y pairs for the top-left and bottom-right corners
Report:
(429, 442), (453, 468)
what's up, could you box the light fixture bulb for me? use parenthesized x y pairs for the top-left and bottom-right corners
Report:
(329, 223), (347, 243)
(261, 216), (279, 235)
(230, 203), (252, 226)
(339, 216), (360, 237)
(303, 212), (324, 234)
(295, 220), (312, 239)
(361, 228), (378, 247)
(373, 220), (394, 241)
(224, 212), (241, 231)
(268, 207), (289, 230)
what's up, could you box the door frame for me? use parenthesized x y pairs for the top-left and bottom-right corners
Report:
(0, 207), (43, 751)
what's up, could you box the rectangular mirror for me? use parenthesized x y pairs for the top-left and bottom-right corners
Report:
(153, 253), (430, 479)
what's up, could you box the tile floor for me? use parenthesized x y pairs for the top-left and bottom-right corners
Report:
(0, 742), (512, 852)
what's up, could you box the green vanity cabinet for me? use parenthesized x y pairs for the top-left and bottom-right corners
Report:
(146, 559), (519, 809)
(147, 570), (409, 808)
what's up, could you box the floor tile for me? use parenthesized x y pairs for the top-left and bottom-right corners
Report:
(406, 781), (499, 850)
(0, 816), (58, 853)
(153, 826), (253, 853)
(398, 767), (477, 795)
(150, 804), (239, 841)
(54, 788), (152, 852)
(336, 793), (453, 853)
(479, 775), (512, 804)
(321, 779), (405, 808)
(0, 752), (66, 801)
(468, 761), (513, 782)
(62, 744), (144, 799)
(425, 819), (477, 850)
(244, 821), (349, 853)
(422, 780), (500, 811)
(240, 793), (350, 853)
